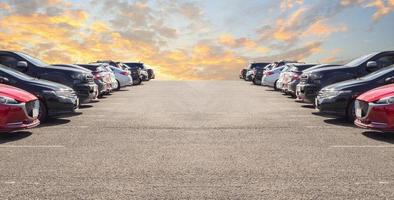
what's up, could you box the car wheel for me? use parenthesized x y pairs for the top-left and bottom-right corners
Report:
(253, 78), (259, 85)
(38, 100), (48, 123)
(346, 100), (356, 122)
(116, 80), (121, 90)
(273, 80), (278, 90)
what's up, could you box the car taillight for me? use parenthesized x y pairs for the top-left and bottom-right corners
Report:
(92, 72), (101, 80)
(121, 71), (129, 76)
(292, 74), (300, 80)
(265, 71), (273, 76)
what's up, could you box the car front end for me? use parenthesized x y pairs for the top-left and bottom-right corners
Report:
(355, 97), (394, 132)
(0, 85), (40, 133)
(296, 73), (323, 103)
(40, 88), (79, 117)
(71, 73), (98, 104)
(315, 89), (353, 117)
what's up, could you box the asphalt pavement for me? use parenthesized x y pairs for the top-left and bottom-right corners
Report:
(1, 80), (394, 199)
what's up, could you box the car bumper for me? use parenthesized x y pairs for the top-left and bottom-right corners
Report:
(315, 95), (349, 117)
(296, 83), (320, 103)
(46, 95), (79, 117)
(287, 81), (299, 95)
(355, 102), (394, 132)
(74, 83), (98, 104)
(0, 119), (40, 133)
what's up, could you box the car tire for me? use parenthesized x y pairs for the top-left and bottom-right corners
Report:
(253, 78), (260, 85)
(273, 80), (278, 90)
(38, 99), (48, 123)
(116, 80), (121, 90)
(346, 100), (356, 122)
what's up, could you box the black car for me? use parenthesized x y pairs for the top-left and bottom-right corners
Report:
(0, 51), (97, 104)
(77, 64), (112, 97)
(118, 62), (142, 85)
(0, 65), (78, 122)
(316, 65), (394, 121)
(245, 62), (270, 82)
(123, 62), (149, 81)
(297, 51), (394, 103)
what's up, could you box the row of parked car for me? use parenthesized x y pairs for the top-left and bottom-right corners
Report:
(240, 51), (394, 132)
(0, 50), (155, 133)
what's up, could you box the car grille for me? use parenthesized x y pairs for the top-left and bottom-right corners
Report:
(86, 74), (94, 83)
(357, 100), (369, 118)
(300, 74), (309, 84)
(25, 100), (38, 118)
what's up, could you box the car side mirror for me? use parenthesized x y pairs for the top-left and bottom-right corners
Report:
(366, 61), (378, 71)
(17, 61), (28, 71)
(385, 77), (394, 84)
(0, 77), (9, 84)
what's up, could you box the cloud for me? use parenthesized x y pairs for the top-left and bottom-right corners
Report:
(254, 42), (323, 62)
(365, 0), (394, 21)
(280, 0), (304, 11)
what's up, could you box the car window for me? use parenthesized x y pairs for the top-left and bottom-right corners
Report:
(0, 65), (35, 80)
(344, 53), (376, 67)
(375, 55), (394, 68)
(0, 55), (18, 69)
(16, 52), (49, 67)
(360, 65), (394, 80)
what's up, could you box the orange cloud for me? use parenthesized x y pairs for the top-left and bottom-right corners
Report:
(280, 0), (304, 11)
(366, 0), (394, 21)
(218, 34), (269, 53)
(303, 20), (348, 37)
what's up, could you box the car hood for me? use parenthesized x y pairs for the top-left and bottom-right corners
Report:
(306, 65), (355, 75)
(44, 65), (87, 73)
(0, 84), (37, 102)
(357, 84), (394, 102)
(26, 78), (73, 91)
(303, 64), (340, 73)
(323, 78), (369, 91)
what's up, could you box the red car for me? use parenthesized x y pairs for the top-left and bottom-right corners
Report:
(354, 83), (394, 132)
(0, 84), (40, 133)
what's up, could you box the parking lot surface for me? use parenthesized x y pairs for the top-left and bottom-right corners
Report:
(1, 81), (394, 199)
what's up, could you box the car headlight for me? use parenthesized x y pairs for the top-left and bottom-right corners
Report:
(375, 96), (394, 105)
(321, 90), (352, 98)
(0, 96), (19, 104)
(42, 90), (71, 98)
(308, 73), (323, 84)
(71, 73), (87, 83)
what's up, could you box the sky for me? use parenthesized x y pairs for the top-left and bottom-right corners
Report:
(0, 0), (393, 80)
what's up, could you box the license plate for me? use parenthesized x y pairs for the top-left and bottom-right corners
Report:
(356, 108), (362, 118)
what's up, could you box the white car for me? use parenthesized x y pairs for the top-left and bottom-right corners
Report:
(261, 66), (287, 90)
(109, 66), (133, 89)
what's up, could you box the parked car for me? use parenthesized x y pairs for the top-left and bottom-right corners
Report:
(0, 51), (97, 104)
(108, 66), (133, 89)
(261, 65), (287, 90)
(244, 62), (270, 82)
(101, 65), (119, 90)
(0, 83), (40, 133)
(239, 68), (247, 79)
(119, 62), (142, 85)
(145, 64), (155, 79)
(77, 64), (113, 97)
(280, 64), (317, 97)
(296, 51), (394, 103)
(354, 83), (394, 132)
(123, 62), (150, 81)
(275, 63), (296, 90)
(316, 65), (394, 121)
(0, 65), (79, 122)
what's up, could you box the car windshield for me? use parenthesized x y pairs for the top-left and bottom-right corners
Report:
(249, 63), (266, 69)
(344, 53), (376, 67)
(292, 64), (316, 72)
(359, 65), (394, 80)
(0, 65), (35, 80)
(126, 63), (144, 69)
(16, 52), (49, 67)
